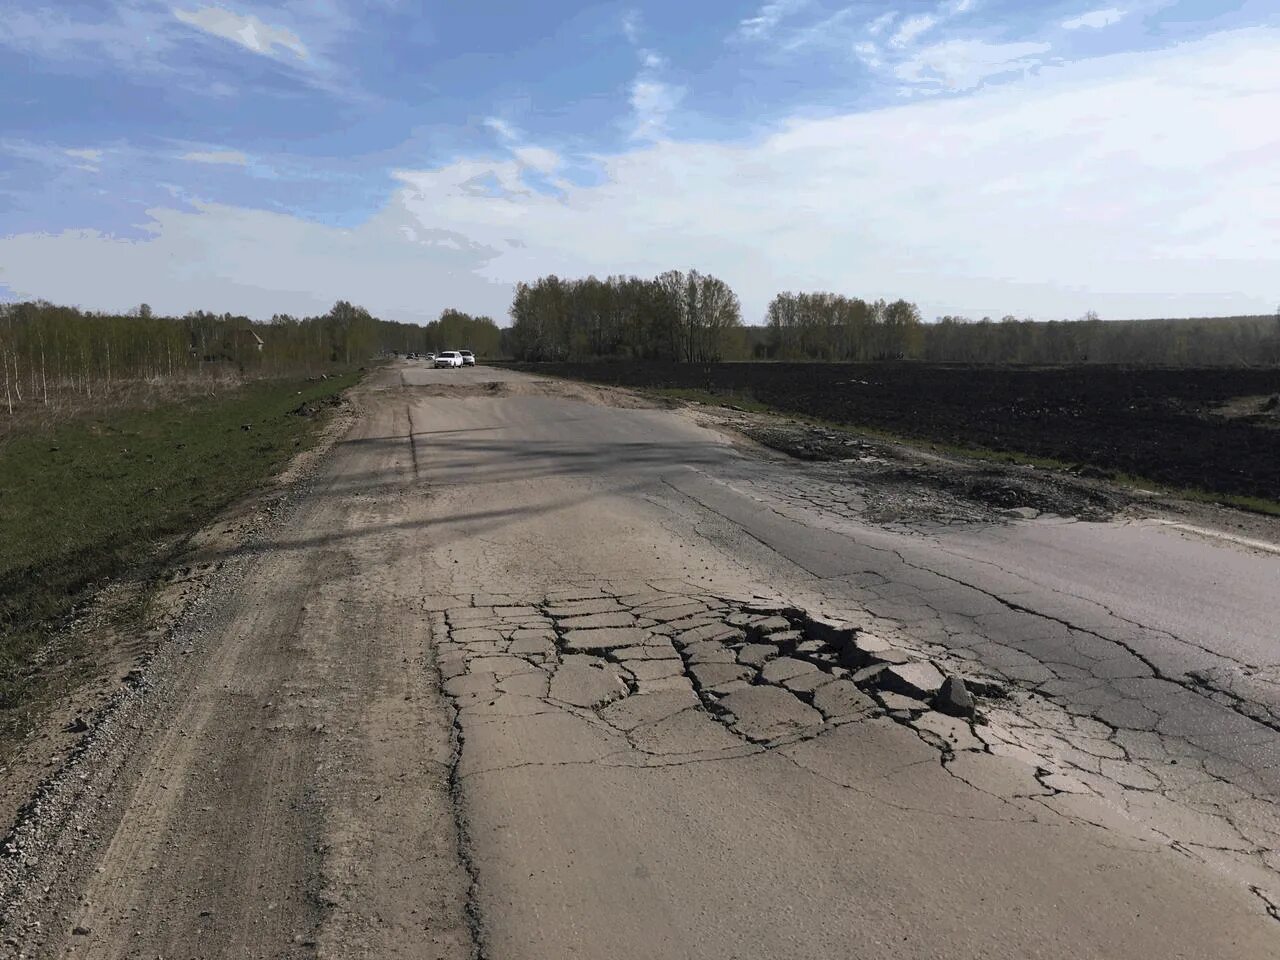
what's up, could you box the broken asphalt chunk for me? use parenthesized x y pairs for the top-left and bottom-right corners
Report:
(934, 675), (975, 718)
(718, 686), (824, 741)
(759, 656), (816, 685)
(838, 632), (910, 668)
(880, 662), (946, 699)
(811, 680), (877, 721)
(549, 656), (630, 708)
(562, 627), (648, 652)
(877, 691), (930, 715)
(745, 615), (792, 639)
(688, 661), (752, 690)
(803, 614), (856, 649)
(736, 643), (779, 668)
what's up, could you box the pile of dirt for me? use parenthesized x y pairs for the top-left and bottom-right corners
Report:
(740, 419), (1124, 524)
(290, 395), (343, 417)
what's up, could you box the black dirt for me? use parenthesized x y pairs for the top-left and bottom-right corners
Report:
(509, 362), (1280, 501)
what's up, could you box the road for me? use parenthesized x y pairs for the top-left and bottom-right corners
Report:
(5, 362), (1278, 958)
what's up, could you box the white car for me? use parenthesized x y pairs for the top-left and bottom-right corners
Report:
(459, 350), (476, 366)
(434, 350), (464, 368)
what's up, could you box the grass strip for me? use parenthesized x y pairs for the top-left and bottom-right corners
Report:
(0, 372), (361, 742)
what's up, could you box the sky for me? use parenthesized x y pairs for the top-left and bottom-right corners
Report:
(0, 1), (1277, 325)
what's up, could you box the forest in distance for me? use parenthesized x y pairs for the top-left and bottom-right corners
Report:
(3, 265), (1279, 418)
(0, 299), (501, 416)
(505, 272), (1280, 366)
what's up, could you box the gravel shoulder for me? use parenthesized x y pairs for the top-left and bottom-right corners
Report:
(0, 377), (470, 958)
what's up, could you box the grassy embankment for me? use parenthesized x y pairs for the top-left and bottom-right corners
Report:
(0, 372), (362, 746)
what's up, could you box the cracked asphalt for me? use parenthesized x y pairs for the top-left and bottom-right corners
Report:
(6, 362), (1277, 958)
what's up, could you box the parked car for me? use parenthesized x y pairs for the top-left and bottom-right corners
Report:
(423, 352), (435, 362)
(434, 350), (463, 368)
(459, 350), (476, 366)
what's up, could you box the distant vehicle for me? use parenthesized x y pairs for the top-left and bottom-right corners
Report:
(459, 350), (476, 366)
(424, 351), (435, 361)
(407, 352), (417, 360)
(434, 350), (463, 368)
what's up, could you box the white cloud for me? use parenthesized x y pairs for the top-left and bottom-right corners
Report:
(181, 149), (249, 165)
(63, 147), (104, 172)
(0, 141), (110, 172)
(734, 0), (811, 41)
(853, 42), (881, 68)
(0, 200), (513, 321)
(626, 49), (683, 141)
(0, 4), (181, 75)
(482, 120), (560, 175)
(890, 14), (938, 47)
(1063, 8), (1128, 30)
(172, 6), (308, 59)
(0, 3), (349, 98)
(783, 1), (974, 56)
(621, 9), (641, 44)
(513, 146), (560, 174)
(1, 29), (1276, 323)
(483, 117), (520, 142)
(896, 39), (1050, 90)
(866, 12), (898, 37)
(617, 12), (683, 141)
(630, 77), (682, 140)
(776, 6), (857, 53)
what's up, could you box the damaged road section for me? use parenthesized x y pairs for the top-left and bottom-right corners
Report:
(428, 579), (1277, 960)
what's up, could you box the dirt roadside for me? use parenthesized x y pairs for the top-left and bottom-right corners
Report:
(0, 392), (357, 835)
(0, 377), (472, 958)
(715, 404), (1280, 540)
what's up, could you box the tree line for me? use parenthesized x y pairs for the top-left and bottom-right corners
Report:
(763, 292), (924, 360)
(3, 277), (1275, 419)
(505, 274), (1280, 367)
(917, 313), (1280, 366)
(0, 299), (498, 417)
(505, 271), (745, 362)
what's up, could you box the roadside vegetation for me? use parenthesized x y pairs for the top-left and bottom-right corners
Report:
(0, 370), (361, 747)
(0, 297), (412, 748)
(0, 300), (500, 427)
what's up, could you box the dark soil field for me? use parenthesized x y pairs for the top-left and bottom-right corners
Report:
(505, 362), (1280, 503)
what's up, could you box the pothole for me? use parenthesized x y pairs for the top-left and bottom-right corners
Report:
(435, 586), (1004, 754)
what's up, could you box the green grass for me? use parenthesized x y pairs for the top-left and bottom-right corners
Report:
(0, 371), (361, 739)
(1160, 489), (1280, 517)
(648, 386), (775, 414)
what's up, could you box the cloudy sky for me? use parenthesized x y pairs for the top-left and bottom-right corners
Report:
(1, 0), (1276, 325)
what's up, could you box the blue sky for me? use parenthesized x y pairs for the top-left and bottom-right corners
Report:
(1, 0), (1277, 323)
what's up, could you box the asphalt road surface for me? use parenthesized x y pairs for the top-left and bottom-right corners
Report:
(6, 362), (1278, 959)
